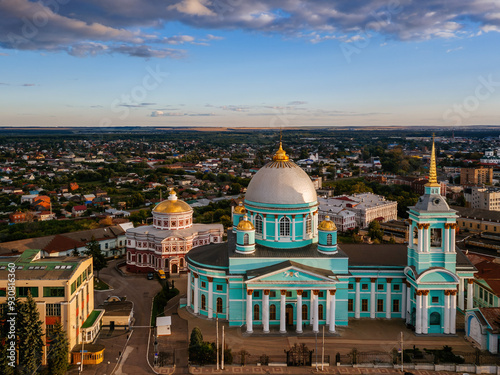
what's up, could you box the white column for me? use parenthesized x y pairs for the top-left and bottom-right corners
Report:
(406, 283), (412, 325)
(292, 216), (296, 241)
(313, 212), (318, 237)
(275, 216), (279, 242)
(370, 278), (376, 319)
(422, 291), (428, 334)
(263, 290), (270, 333)
(450, 291), (457, 334)
(329, 290), (336, 334)
(444, 291), (450, 334)
(187, 270), (192, 308)
(194, 273), (199, 314)
(467, 280), (474, 310)
(355, 278), (361, 319)
(208, 277), (214, 319)
(326, 291), (331, 325)
(386, 278), (392, 319)
(401, 282), (407, 319)
(296, 291), (303, 333)
(246, 289), (253, 333)
(302, 215), (306, 240)
(424, 227), (429, 252)
(416, 292), (422, 334)
(458, 278), (465, 310)
(418, 226), (423, 252)
(313, 290), (319, 333)
(451, 225), (456, 252)
(263, 215), (267, 239)
(444, 225), (450, 252)
(280, 290), (286, 333)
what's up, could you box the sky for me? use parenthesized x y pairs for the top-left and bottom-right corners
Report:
(1, 0), (500, 128)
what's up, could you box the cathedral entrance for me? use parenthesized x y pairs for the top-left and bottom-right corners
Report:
(171, 263), (178, 274)
(286, 304), (294, 326)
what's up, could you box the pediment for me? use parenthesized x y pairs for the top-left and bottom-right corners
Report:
(246, 261), (336, 284)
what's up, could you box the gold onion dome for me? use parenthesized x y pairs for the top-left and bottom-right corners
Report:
(153, 189), (192, 214)
(425, 136), (440, 187)
(234, 202), (246, 214)
(237, 215), (254, 231)
(318, 216), (337, 231)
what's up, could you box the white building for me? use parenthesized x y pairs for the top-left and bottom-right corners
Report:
(464, 186), (500, 211)
(317, 202), (356, 231)
(125, 190), (223, 275)
(319, 193), (397, 228)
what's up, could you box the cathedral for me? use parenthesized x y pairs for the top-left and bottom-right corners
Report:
(185, 141), (475, 335)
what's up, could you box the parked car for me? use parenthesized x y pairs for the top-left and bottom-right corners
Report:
(147, 272), (154, 280)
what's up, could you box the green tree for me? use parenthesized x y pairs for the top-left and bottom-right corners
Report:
(189, 327), (204, 363)
(47, 322), (69, 375)
(84, 236), (107, 278)
(368, 220), (383, 242)
(18, 292), (44, 374)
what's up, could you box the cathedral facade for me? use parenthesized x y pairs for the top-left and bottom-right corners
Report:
(185, 142), (475, 335)
(126, 190), (223, 275)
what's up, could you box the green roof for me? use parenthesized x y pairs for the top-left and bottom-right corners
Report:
(82, 310), (103, 329)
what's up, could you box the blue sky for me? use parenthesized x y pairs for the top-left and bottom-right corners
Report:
(1, 0), (500, 127)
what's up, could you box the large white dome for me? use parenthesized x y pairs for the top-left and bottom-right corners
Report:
(245, 144), (317, 205)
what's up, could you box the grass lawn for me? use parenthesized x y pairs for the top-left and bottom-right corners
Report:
(94, 277), (111, 290)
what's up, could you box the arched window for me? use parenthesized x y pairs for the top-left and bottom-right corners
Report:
(201, 294), (206, 310)
(191, 290), (194, 306)
(270, 304), (276, 320)
(180, 258), (184, 267)
(306, 215), (312, 234)
(302, 304), (308, 320)
(239, 216), (243, 222)
(253, 304), (260, 320)
(327, 234), (332, 246)
(318, 304), (324, 320)
(216, 298), (223, 314)
(279, 216), (291, 237)
(430, 312), (440, 325)
(255, 214), (263, 234)
(243, 233), (249, 245)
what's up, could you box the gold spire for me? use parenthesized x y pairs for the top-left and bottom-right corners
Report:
(272, 142), (289, 162)
(426, 134), (440, 187)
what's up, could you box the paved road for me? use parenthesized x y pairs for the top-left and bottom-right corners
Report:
(76, 259), (162, 375)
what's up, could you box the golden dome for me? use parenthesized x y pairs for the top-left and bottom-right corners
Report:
(318, 216), (337, 231)
(153, 190), (192, 214)
(237, 215), (254, 231)
(272, 142), (289, 162)
(234, 203), (246, 214)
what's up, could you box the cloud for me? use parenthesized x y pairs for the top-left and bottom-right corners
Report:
(288, 101), (307, 106)
(167, 0), (215, 17)
(22, 83), (36, 86)
(446, 46), (464, 53)
(150, 110), (216, 117)
(1, 0), (499, 57)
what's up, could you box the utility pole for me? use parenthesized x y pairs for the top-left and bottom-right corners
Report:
(216, 314), (219, 370)
(315, 331), (318, 371)
(221, 325), (225, 370)
(400, 331), (404, 373)
(321, 326), (325, 371)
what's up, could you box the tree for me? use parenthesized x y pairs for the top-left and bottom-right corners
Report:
(189, 327), (204, 363)
(368, 220), (383, 242)
(84, 236), (107, 278)
(71, 246), (80, 257)
(47, 322), (69, 375)
(18, 291), (44, 374)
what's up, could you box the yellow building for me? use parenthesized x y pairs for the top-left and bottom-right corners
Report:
(0, 249), (104, 365)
